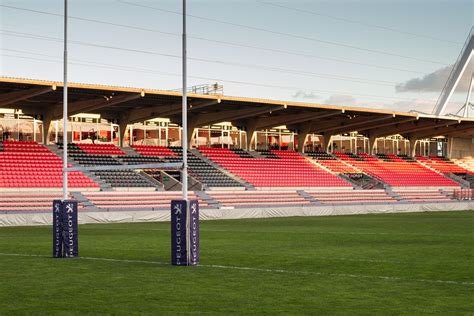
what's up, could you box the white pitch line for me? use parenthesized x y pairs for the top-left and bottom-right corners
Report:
(1, 252), (473, 287)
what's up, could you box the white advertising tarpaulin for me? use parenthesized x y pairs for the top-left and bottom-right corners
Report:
(1, 201), (473, 226)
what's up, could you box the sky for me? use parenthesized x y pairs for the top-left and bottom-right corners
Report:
(0, 0), (473, 115)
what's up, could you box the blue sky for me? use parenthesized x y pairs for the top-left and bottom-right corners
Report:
(1, 0), (473, 114)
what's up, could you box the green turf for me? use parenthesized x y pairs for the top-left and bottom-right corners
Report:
(0, 211), (473, 314)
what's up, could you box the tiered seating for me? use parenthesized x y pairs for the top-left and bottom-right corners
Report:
(199, 147), (352, 187)
(417, 156), (471, 174)
(336, 152), (460, 187)
(82, 191), (211, 210)
(0, 141), (98, 188)
(307, 190), (396, 204)
(392, 189), (453, 202)
(64, 143), (155, 188)
(207, 191), (311, 207)
(76, 143), (125, 155)
(0, 193), (86, 212)
(306, 151), (359, 174)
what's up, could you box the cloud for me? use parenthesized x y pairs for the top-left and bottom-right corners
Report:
(396, 63), (473, 93)
(322, 94), (438, 113)
(324, 95), (357, 106)
(292, 90), (321, 100)
(305, 89), (467, 115)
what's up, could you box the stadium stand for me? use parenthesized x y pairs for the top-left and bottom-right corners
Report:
(199, 147), (352, 188)
(0, 141), (98, 189)
(0, 141), (466, 209)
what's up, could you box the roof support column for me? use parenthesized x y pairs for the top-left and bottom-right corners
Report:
(42, 113), (53, 145)
(241, 120), (258, 151)
(297, 132), (308, 153)
(321, 133), (333, 152)
(410, 138), (419, 157)
(296, 123), (312, 153)
(447, 137), (454, 159)
(119, 119), (129, 147)
(186, 116), (199, 148)
(368, 136), (377, 155)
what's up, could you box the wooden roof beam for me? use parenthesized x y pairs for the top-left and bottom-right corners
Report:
(256, 110), (342, 130)
(409, 123), (474, 139)
(195, 105), (285, 127)
(126, 99), (220, 124)
(357, 117), (418, 134)
(373, 119), (460, 138)
(324, 114), (396, 135)
(0, 85), (56, 107)
(51, 92), (144, 120)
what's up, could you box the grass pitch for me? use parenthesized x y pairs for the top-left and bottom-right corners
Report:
(0, 211), (473, 314)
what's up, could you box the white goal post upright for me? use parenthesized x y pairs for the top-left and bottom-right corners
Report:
(53, 0), (79, 259)
(182, 0), (192, 265)
(182, 0), (188, 202)
(170, 0), (199, 267)
(62, 0), (68, 201)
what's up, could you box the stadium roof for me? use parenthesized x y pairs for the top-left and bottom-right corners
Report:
(1, 76), (474, 139)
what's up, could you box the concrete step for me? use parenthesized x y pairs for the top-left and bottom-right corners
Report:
(121, 146), (140, 156)
(297, 190), (320, 205)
